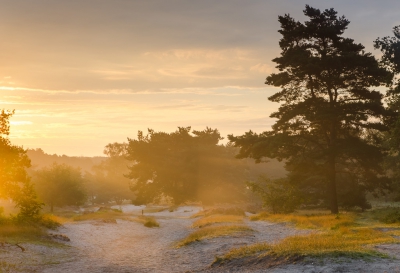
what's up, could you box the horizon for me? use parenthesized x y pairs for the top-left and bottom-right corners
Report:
(2, 0), (400, 156)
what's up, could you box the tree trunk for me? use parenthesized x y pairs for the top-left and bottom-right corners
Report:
(328, 155), (339, 214)
(50, 203), (54, 213)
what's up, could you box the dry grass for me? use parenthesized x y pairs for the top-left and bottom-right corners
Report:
(134, 216), (160, 228)
(0, 224), (45, 243)
(192, 214), (243, 228)
(221, 227), (396, 261)
(176, 225), (253, 247)
(224, 211), (400, 261)
(191, 207), (245, 218)
(250, 211), (356, 230)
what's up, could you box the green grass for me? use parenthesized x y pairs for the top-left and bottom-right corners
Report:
(176, 225), (253, 247)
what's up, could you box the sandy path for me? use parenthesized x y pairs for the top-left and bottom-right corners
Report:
(2, 207), (400, 272)
(39, 207), (308, 273)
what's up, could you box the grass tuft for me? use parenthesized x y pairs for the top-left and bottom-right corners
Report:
(192, 214), (243, 228)
(176, 225), (252, 247)
(191, 207), (245, 218)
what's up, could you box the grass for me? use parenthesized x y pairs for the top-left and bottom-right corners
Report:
(249, 211), (356, 230)
(176, 225), (253, 247)
(366, 207), (400, 224)
(192, 214), (243, 228)
(0, 224), (46, 244)
(221, 209), (400, 262)
(191, 207), (245, 218)
(134, 215), (160, 228)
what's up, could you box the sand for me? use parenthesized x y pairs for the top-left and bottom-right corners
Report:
(1, 206), (400, 272)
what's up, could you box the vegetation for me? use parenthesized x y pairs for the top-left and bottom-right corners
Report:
(221, 209), (400, 262)
(176, 225), (252, 247)
(191, 207), (245, 218)
(33, 163), (87, 212)
(192, 215), (243, 228)
(247, 178), (302, 213)
(126, 127), (249, 205)
(228, 5), (392, 214)
(0, 109), (43, 218)
(85, 142), (133, 205)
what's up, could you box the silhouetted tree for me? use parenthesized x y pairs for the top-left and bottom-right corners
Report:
(229, 6), (392, 213)
(375, 25), (400, 198)
(126, 127), (248, 205)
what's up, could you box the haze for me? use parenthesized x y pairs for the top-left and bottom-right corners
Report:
(2, 0), (399, 156)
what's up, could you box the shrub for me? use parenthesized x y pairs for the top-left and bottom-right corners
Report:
(247, 178), (302, 214)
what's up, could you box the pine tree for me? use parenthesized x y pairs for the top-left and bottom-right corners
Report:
(229, 6), (391, 213)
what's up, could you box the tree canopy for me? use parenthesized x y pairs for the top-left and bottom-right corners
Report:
(126, 127), (248, 205)
(375, 25), (400, 195)
(0, 109), (42, 217)
(33, 163), (87, 212)
(229, 5), (392, 213)
(85, 142), (133, 204)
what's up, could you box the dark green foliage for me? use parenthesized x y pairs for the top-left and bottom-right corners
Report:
(229, 6), (391, 214)
(369, 208), (400, 224)
(247, 178), (302, 214)
(126, 127), (248, 205)
(33, 163), (87, 212)
(375, 26), (400, 198)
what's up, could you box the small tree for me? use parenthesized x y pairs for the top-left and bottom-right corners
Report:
(33, 163), (87, 212)
(247, 178), (302, 213)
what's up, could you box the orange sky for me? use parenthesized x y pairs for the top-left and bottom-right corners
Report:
(1, 0), (399, 156)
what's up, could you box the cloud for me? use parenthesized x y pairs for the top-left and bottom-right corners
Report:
(250, 63), (273, 74)
(10, 121), (33, 126)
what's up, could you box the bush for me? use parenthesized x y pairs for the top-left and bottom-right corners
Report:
(247, 178), (302, 214)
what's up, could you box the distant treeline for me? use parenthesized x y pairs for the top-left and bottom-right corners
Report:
(27, 148), (105, 173)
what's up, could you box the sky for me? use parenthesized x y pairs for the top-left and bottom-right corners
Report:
(1, 0), (400, 156)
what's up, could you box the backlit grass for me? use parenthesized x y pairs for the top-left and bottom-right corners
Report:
(250, 211), (356, 230)
(191, 207), (245, 218)
(224, 210), (400, 261)
(192, 214), (243, 228)
(221, 227), (396, 261)
(176, 225), (253, 247)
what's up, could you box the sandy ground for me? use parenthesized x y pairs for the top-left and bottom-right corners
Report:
(1, 206), (400, 272)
